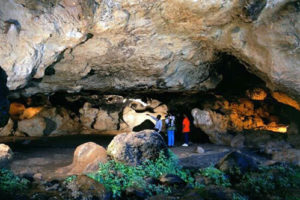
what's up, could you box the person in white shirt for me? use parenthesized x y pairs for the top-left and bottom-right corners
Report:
(147, 114), (162, 133)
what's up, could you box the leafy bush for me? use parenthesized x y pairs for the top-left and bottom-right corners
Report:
(88, 150), (194, 198)
(199, 166), (231, 187)
(64, 175), (77, 184)
(237, 164), (300, 199)
(0, 169), (29, 194)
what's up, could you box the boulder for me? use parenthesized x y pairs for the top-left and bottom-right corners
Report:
(57, 142), (107, 175)
(107, 130), (168, 165)
(0, 143), (13, 167)
(216, 151), (259, 173)
(159, 174), (186, 186)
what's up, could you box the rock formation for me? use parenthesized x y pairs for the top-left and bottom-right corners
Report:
(57, 142), (108, 175)
(0, 0), (298, 105)
(107, 130), (168, 165)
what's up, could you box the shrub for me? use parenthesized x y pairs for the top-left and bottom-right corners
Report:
(237, 164), (300, 199)
(0, 169), (29, 195)
(88, 150), (194, 198)
(199, 166), (231, 187)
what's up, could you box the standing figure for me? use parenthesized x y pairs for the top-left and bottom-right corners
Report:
(147, 114), (162, 134)
(165, 113), (176, 147)
(182, 114), (190, 147)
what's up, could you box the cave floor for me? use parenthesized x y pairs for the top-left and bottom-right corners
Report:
(1, 135), (271, 180)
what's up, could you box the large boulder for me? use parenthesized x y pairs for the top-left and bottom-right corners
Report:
(216, 151), (259, 173)
(0, 143), (13, 167)
(107, 130), (168, 165)
(57, 142), (107, 175)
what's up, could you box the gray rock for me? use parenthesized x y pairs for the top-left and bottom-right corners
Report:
(107, 130), (168, 165)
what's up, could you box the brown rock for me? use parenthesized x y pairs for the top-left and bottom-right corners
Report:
(57, 142), (107, 175)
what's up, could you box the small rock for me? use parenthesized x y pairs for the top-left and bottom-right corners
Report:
(195, 146), (205, 154)
(159, 174), (186, 186)
(125, 187), (148, 199)
(33, 173), (43, 181)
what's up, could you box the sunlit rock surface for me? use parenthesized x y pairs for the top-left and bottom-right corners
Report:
(0, 143), (13, 167)
(0, 0), (299, 103)
(57, 142), (108, 175)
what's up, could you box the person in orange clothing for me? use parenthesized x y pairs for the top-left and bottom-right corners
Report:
(182, 114), (190, 147)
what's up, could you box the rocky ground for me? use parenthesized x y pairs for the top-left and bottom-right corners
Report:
(1, 135), (271, 179)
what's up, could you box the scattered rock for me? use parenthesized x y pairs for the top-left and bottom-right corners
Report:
(180, 189), (204, 200)
(65, 175), (108, 200)
(107, 130), (168, 165)
(0, 143), (13, 167)
(33, 173), (43, 181)
(125, 187), (148, 199)
(202, 185), (237, 200)
(159, 174), (186, 186)
(195, 146), (205, 154)
(216, 151), (259, 173)
(57, 142), (107, 175)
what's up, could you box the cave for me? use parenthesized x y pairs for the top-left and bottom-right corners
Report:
(0, 0), (300, 199)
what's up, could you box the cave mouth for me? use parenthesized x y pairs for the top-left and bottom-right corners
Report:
(3, 53), (299, 145)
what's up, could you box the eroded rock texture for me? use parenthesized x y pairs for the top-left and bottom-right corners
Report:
(0, 0), (299, 103)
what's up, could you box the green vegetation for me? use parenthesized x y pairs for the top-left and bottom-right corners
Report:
(88, 150), (195, 198)
(64, 175), (77, 184)
(236, 165), (300, 199)
(199, 166), (231, 187)
(0, 169), (29, 195)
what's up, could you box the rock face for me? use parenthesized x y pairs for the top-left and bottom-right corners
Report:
(107, 130), (168, 165)
(17, 107), (80, 136)
(0, 0), (299, 104)
(0, 143), (13, 167)
(57, 142), (108, 175)
(0, 67), (9, 127)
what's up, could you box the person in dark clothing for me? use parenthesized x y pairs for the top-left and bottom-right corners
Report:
(0, 67), (10, 127)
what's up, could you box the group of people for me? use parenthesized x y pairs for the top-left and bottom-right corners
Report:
(147, 113), (191, 147)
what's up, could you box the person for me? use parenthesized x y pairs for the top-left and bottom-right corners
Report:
(146, 114), (162, 134)
(165, 113), (176, 147)
(182, 114), (190, 147)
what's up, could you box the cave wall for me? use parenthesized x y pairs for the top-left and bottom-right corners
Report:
(0, 0), (299, 104)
